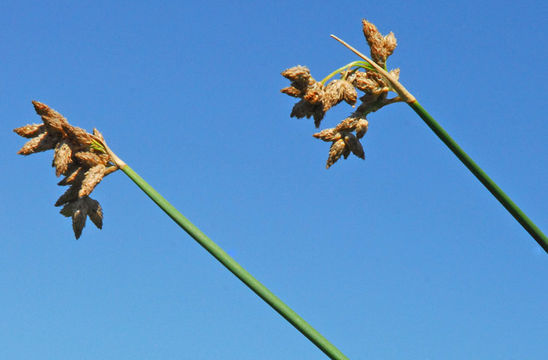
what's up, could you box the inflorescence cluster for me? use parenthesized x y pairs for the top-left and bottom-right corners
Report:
(14, 101), (116, 238)
(281, 19), (402, 168)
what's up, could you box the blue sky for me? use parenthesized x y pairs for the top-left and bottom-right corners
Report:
(1, 1), (547, 359)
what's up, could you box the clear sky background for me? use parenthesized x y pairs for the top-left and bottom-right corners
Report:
(1, 1), (547, 359)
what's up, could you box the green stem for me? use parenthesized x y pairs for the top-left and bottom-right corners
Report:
(118, 164), (349, 360)
(409, 101), (548, 253)
(320, 60), (372, 85)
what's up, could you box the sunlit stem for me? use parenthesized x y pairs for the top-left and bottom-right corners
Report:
(320, 60), (373, 85)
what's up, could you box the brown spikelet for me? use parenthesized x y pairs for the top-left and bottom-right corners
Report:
(74, 151), (103, 167)
(349, 71), (386, 95)
(60, 196), (103, 239)
(58, 166), (85, 186)
(302, 82), (324, 104)
(55, 183), (81, 207)
(281, 86), (304, 98)
(326, 139), (347, 169)
(383, 32), (397, 57)
(355, 119), (369, 139)
(32, 100), (69, 136)
(362, 19), (385, 64)
(72, 205), (87, 239)
(60, 200), (87, 239)
(53, 141), (73, 177)
(86, 197), (103, 229)
(65, 126), (94, 146)
(362, 19), (397, 67)
(322, 80), (357, 112)
(389, 68), (400, 81)
(281, 66), (311, 85)
(342, 144), (351, 159)
(343, 133), (365, 159)
(17, 132), (59, 155)
(334, 117), (360, 132)
(59, 201), (76, 218)
(79, 164), (106, 197)
(313, 128), (341, 142)
(290, 99), (325, 127)
(341, 81), (358, 105)
(13, 124), (45, 138)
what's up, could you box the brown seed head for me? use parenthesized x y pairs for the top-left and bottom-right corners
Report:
(302, 81), (324, 104)
(326, 138), (347, 169)
(58, 166), (85, 186)
(64, 125), (94, 146)
(13, 124), (45, 138)
(55, 182), (82, 207)
(322, 80), (358, 112)
(290, 99), (325, 128)
(361, 19), (397, 67)
(355, 119), (369, 139)
(53, 140), (73, 177)
(281, 66), (312, 85)
(74, 151), (103, 167)
(343, 133), (365, 159)
(17, 132), (59, 155)
(32, 101), (69, 136)
(312, 128), (342, 142)
(79, 164), (106, 197)
(281, 86), (304, 98)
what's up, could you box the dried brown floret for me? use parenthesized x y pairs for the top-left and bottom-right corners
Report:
(64, 125), (94, 146)
(348, 71), (387, 95)
(342, 144), (351, 159)
(281, 86), (304, 98)
(313, 128), (342, 142)
(322, 80), (357, 112)
(343, 133), (365, 159)
(72, 204), (87, 239)
(362, 19), (397, 67)
(382, 32), (397, 58)
(334, 117), (361, 133)
(281, 66), (312, 86)
(302, 81), (325, 104)
(58, 166), (85, 186)
(389, 68), (400, 81)
(74, 151), (104, 167)
(53, 140), (73, 177)
(326, 138), (347, 169)
(17, 131), (59, 155)
(55, 183), (81, 207)
(79, 164), (106, 197)
(60, 196), (103, 239)
(290, 99), (325, 128)
(32, 100), (69, 136)
(86, 197), (103, 229)
(355, 119), (369, 139)
(13, 124), (45, 138)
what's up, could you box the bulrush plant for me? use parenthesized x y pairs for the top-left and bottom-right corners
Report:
(15, 102), (350, 359)
(14, 18), (548, 360)
(281, 18), (548, 253)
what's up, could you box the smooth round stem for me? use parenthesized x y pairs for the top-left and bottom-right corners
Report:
(116, 163), (349, 360)
(409, 101), (548, 253)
